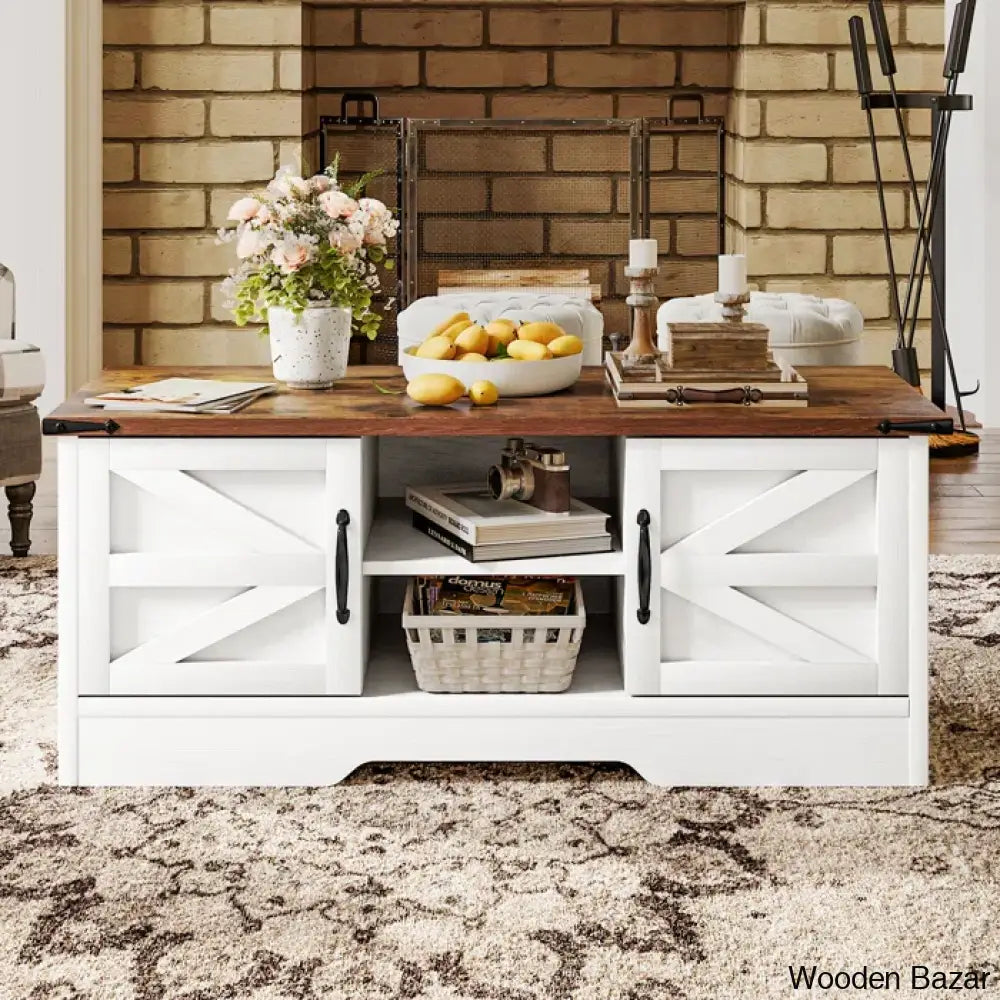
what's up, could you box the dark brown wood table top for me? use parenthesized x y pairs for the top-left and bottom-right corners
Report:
(44, 365), (950, 439)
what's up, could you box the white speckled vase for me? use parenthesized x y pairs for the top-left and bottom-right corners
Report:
(267, 305), (352, 389)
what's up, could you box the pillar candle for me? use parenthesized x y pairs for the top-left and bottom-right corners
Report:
(718, 254), (748, 296)
(629, 239), (658, 269)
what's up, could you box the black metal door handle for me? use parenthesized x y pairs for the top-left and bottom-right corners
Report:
(637, 509), (651, 625)
(335, 509), (350, 625)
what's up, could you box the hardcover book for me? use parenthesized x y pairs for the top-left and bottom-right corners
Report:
(85, 378), (277, 414)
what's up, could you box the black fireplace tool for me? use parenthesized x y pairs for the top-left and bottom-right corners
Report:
(850, 1), (979, 456)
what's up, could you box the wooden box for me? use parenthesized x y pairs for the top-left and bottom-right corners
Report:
(666, 322), (771, 372)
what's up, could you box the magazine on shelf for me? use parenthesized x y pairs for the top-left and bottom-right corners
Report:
(412, 511), (611, 563)
(85, 378), (277, 414)
(405, 482), (610, 545)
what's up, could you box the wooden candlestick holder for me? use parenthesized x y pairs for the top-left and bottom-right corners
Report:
(714, 291), (750, 324)
(624, 265), (660, 362)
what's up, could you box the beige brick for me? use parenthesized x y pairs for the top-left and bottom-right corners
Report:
(316, 50), (419, 88)
(313, 9), (355, 46)
(737, 50), (828, 91)
(764, 279), (890, 320)
(748, 233), (827, 275)
(210, 188), (255, 228)
(834, 50), (947, 92)
(681, 51), (732, 89)
(141, 327), (271, 366)
(140, 236), (235, 277)
(766, 4), (900, 45)
(363, 9), (482, 46)
(727, 182), (762, 229)
(210, 281), (233, 323)
(422, 219), (544, 255)
(833, 234), (915, 275)
(554, 51), (676, 89)
(104, 281), (205, 324)
(491, 9), (611, 46)
(103, 51), (135, 91)
(211, 5), (302, 45)
(898, 278), (932, 320)
(210, 95), (302, 137)
(766, 95), (894, 138)
(427, 51), (546, 88)
(767, 189), (906, 230)
(742, 142), (827, 183)
(906, 6), (945, 45)
(861, 323), (931, 364)
(103, 97), (205, 139)
(417, 178), (489, 214)
(278, 49), (314, 90)
(491, 92), (614, 119)
(549, 219), (632, 256)
(729, 95), (762, 138)
(676, 219), (721, 257)
(552, 135), (632, 173)
(103, 189), (206, 231)
(731, 4), (762, 47)
(103, 237), (133, 276)
(832, 141), (932, 184)
(619, 8), (729, 46)
(142, 51), (274, 92)
(278, 141), (304, 172)
(492, 177), (611, 214)
(140, 141), (273, 183)
(104, 5), (203, 45)
(103, 143), (134, 183)
(103, 328), (137, 368)
(424, 134), (546, 173)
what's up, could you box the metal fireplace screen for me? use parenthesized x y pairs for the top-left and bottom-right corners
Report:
(319, 100), (724, 359)
(319, 95), (404, 364)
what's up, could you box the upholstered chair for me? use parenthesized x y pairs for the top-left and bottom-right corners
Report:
(0, 265), (44, 556)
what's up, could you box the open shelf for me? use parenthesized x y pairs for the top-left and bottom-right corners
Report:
(363, 499), (624, 576)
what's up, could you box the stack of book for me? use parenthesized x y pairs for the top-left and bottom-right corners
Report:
(85, 378), (277, 414)
(413, 575), (576, 617)
(406, 482), (611, 562)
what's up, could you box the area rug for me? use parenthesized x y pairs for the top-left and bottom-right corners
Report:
(1, 557), (998, 999)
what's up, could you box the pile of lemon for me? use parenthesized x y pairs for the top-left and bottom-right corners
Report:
(405, 312), (584, 407)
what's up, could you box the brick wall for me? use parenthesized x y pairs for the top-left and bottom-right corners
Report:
(103, 1), (944, 369)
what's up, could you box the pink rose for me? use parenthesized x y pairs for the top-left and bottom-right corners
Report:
(271, 239), (312, 273)
(331, 229), (363, 254)
(227, 197), (262, 222)
(310, 175), (333, 194)
(236, 227), (267, 259)
(319, 190), (359, 220)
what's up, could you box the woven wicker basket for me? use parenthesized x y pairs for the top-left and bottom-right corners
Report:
(402, 580), (586, 693)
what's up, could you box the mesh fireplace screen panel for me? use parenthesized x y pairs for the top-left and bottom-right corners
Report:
(319, 119), (403, 364)
(405, 121), (642, 341)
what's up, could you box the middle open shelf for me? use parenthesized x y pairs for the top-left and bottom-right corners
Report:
(363, 499), (625, 576)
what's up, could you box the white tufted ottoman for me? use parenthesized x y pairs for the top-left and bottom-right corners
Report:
(657, 292), (864, 368)
(0, 341), (45, 556)
(397, 292), (605, 365)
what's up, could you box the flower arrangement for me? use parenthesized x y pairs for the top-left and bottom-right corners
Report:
(218, 158), (399, 340)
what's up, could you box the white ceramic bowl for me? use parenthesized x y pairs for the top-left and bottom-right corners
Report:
(400, 348), (583, 398)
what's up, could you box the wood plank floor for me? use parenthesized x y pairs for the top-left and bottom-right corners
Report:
(930, 429), (1000, 554)
(0, 434), (997, 557)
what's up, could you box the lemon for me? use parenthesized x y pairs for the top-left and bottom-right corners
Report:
(415, 336), (457, 360)
(468, 380), (499, 406)
(548, 334), (584, 357)
(406, 373), (466, 406)
(517, 321), (564, 346)
(427, 311), (469, 339)
(454, 324), (490, 356)
(458, 352), (489, 363)
(507, 339), (551, 361)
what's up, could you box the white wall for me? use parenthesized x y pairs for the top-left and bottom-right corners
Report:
(0, 1), (67, 416)
(946, 0), (997, 424)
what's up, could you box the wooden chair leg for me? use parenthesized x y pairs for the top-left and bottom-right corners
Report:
(6, 481), (36, 557)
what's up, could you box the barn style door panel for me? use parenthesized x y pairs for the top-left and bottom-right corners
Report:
(621, 438), (922, 697)
(75, 438), (370, 696)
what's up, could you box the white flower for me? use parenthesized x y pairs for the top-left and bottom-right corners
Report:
(319, 190), (359, 219)
(267, 165), (310, 199)
(358, 197), (394, 245)
(227, 197), (262, 222)
(270, 235), (313, 273)
(237, 226), (267, 259)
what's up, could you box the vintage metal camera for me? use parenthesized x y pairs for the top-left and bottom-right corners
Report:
(487, 438), (571, 514)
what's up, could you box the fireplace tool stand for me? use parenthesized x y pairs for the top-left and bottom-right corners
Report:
(851, 0), (979, 456)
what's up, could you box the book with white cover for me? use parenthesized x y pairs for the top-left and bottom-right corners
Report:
(85, 378), (277, 414)
(406, 482), (610, 545)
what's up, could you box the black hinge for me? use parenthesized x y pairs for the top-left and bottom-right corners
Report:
(877, 419), (953, 436)
(42, 418), (121, 436)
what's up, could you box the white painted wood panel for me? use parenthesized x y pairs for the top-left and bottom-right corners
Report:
(77, 440), (110, 695)
(56, 438), (78, 784)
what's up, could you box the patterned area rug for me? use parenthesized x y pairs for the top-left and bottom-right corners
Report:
(1, 557), (999, 999)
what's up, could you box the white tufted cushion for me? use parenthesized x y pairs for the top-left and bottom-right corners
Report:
(657, 292), (864, 367)
(397, 292), (605, 365)
(0, 341), (44, 404)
